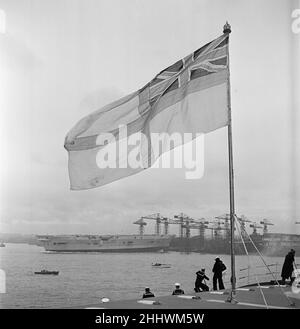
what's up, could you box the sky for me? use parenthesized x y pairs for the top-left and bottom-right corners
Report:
(0, 0), (299, 236)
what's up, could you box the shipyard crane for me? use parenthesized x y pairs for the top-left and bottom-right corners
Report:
(203, 224), (219, 240)
(187, 221), (210, 250)
(160, 216), (171, 235)
(210, 218), (227, 239)
(236, 215), (252, 237)
(260, 218), (274, 235)
(249, 222), (263, 236)
(192, 218), (210, 238)
(215, 214), (231, 239)
(166, 217), (186, 236)
(174, 213), (188, 238)
(174, 213), (197, 238)
(141, 213), (163, 235)
(189, 216), (228, 240)
(188, 219), (210, 239)
(133, 218), (147, 236)
(181, 219), (199, 238)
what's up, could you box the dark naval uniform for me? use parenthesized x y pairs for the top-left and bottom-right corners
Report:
(195, 270), (209, 292)
(281, 250), (295, 284)
(142, 288), (155, 298)
(172, 288), (185, 295)
(212, 258), (226, 290)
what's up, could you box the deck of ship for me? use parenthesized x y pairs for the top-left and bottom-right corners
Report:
(76, 283), (300, 309)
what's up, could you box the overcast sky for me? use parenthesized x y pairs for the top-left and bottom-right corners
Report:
(0, 0), (299, 236)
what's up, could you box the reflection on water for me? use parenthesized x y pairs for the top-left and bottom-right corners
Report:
(0, 243), (285, 308)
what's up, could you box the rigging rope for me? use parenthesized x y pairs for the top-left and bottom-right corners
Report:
(235, 215), (295, 307)
(235, 218), (269, 308)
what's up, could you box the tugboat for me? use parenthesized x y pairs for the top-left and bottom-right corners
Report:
(34, 269), (59, 275)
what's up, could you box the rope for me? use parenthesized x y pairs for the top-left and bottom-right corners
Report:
(239, 273), (278, 280)
(236, 215), (295, 307)
(235, 218), (269, 308)
(239, 264), (277, 272)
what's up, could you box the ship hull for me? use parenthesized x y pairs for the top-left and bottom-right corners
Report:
(43, 247), (167, 253)
(262, 245), (300, 257)
(169, 235), (264, 255)
(37, 234), (172, 253)
(261, 233), (300, 256)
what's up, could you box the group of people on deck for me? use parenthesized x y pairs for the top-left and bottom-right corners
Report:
(194, 257), (227, 292)
(142, 257), (227, 298)
(142, 283), (185, 298)
(142, 250), (298, 298)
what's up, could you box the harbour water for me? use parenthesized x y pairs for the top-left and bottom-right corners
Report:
(0, 243), (285, 309)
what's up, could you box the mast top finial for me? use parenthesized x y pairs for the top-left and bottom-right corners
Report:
(223, 21), (231, 34)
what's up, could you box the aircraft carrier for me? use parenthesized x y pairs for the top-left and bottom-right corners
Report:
(37, 234), (172, 252)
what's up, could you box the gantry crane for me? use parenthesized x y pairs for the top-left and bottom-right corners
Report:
(236, 214), (252, 238)
(160, 216), (170, 235)
(192, 218), (210, 238)
(260, 218), (274, 235)
(133, 218), (147, 236)
(249, 222), (263, 235)
(174, 213), (197, 238)
(141, 213), (171, 235)
(136, 212), (263, 241)
(188, 220), (210, 239)
(215, 214), (231, 239)
(209, 218), (227, 239)
(141, 213), (162, 235)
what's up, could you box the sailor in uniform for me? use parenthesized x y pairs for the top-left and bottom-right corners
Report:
(194, 268), (210, 292)
(212, 257), (226, 290)
(281, 249), (296, 285)
(142, 287), (155, 298)
(172, 283), (185, 295)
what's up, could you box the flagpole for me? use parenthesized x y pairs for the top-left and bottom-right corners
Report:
(223, 22), (237, 302)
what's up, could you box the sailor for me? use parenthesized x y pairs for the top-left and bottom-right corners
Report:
(142, 287), (155, 298)
(281, 249), (296, 285)
(172, 283), (185, 295)
(212, 258), (226, 290)
(194, 268), (209, 292)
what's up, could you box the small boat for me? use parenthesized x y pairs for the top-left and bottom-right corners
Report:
(0, 242), (5, 247)
(34, 269), (59, 275)
(152, 263), (171, 268)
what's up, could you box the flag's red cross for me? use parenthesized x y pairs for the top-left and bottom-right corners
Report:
(138, 35), (228, 115)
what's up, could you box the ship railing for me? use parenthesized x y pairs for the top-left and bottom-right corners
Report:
(239, 263), (278, 271)
(220, 263), (282, 287)
(238, 272), (281, 280)
(233, 263), (297, 285)
(238, 263), (280, 285)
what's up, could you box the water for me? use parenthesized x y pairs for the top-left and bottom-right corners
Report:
(0, 243), (284, 309)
